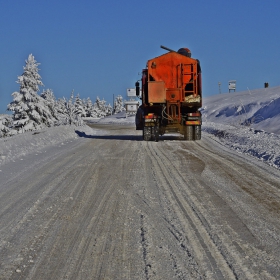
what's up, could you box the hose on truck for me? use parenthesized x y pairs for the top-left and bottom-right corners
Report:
(162, 106), (174, 121)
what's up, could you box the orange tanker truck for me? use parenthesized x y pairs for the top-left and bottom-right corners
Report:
(135, 45), (202, 141)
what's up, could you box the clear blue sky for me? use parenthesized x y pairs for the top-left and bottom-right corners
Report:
(1, 0), (280, 114)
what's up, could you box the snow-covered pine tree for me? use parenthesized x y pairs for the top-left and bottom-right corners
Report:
(55, 91), (83, 126)
(0, 115), (14, 137)
(82, 98), (87, 114)
(7, 54), (55, 131)
(65, 91), (76, 125)
(85, 97), (96, 117)
(100, 98), (107, 116)
(74, 94), (86, 117)
(55, 97), (69, 125)
(106, 103), (113, 116)
(114, 95), (125, 114)
(0, 118), (8, 138)
(91, 98), (98, 117)
(94, 96), (106, 117)
(41, 89), (59, 124)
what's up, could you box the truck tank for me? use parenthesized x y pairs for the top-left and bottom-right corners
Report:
(135, 45), (202, 141)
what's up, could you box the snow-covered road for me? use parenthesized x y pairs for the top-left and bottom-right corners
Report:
(1, 124), (280, 279)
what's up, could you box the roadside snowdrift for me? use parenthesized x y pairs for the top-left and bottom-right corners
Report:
(202, 86), (280, 169)
(0, 125), (94, 166)
(202, 86), (280, 133)
(85, 111), (135, 125)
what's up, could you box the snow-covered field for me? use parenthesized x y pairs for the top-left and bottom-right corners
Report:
(1, 85), (280, 169)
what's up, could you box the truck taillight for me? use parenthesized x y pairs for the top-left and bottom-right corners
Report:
(187, 112), (201, 117)
(145, 113), (155, 119)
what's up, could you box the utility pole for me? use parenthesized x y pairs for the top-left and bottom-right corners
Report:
(113, 94), (114, 114)
(218, 82), (221, 94)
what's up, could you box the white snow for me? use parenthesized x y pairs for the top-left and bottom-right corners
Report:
(0, 125), (94, 166)
(85, 111), (135, 125)
(1, 85), (280, 170)
(202, 85), (280, 169)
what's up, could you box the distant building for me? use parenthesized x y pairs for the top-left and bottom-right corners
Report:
(124, 88), (140, 115)
(228, 80), (236, 93)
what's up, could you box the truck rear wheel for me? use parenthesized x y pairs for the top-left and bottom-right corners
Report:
(184, 126), (194, 141)
(194, 125), (201, 140)
(143, 126), (152, 141)
(154, 125), (159, 142)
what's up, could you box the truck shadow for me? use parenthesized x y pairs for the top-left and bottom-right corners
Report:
(75, 130), (142, 141)
(75, 130), (184, 141)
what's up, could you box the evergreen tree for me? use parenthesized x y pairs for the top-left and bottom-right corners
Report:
(41, 88), (58, 124)
(99, 98), (107, 115)
(55, 97), (69, 125)
(55, 91), (83, 126)
(94, 96), (106, 117)
(65, 91), (76, 125)
(7, 54), (54, 131)
(106, 103), (113, 116)
(114, 95), (125, 114)
(74, 93), (86, 117)
(85, 97), (96, 117)
(0, 115), (14, 137)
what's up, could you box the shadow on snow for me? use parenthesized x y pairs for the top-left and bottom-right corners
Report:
(75, 130), (185, 141)
(75, 130), (142, 141)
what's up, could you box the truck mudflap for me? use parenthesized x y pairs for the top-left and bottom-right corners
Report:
(143, 113), (160, 141)
(143, 125), (159, 142)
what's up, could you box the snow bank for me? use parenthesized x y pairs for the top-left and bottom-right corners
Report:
(202, 86), (280, 133)
(0, 110), (136, 167)
(202, 86), (280, 169)
(203, 123), (280, 169)
(0, 125), (94, 166)
(86, 111), (135, 125)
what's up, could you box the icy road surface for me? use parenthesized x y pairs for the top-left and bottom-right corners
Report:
(1, 124), (280, 279)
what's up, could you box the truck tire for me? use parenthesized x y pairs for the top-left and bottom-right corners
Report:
(143, 126), (152, 141)
(194, 125), (201, 140)
(154, 125), (159, 142)
(184, 126), (194, 141)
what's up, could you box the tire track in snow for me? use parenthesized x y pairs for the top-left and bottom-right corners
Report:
(145, 141), (242, 279)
